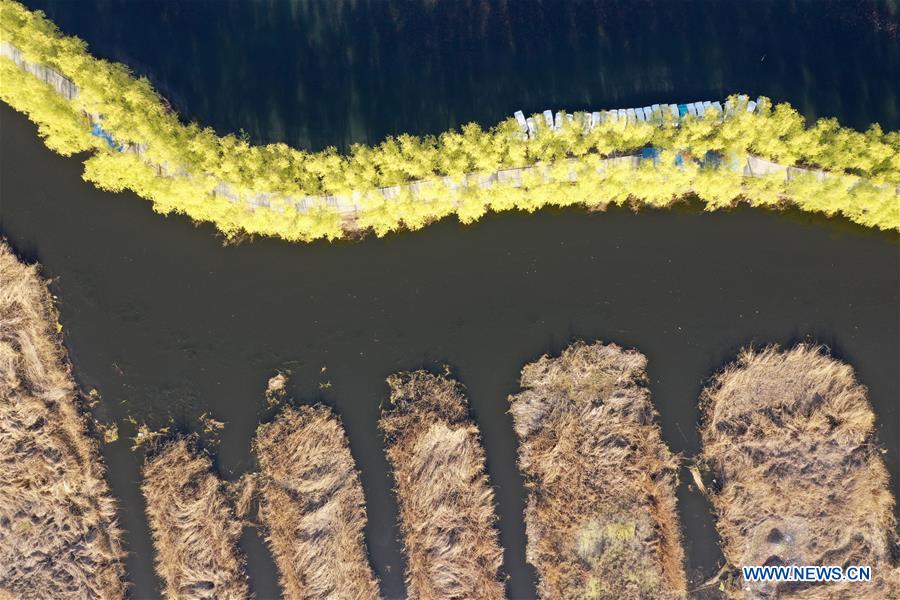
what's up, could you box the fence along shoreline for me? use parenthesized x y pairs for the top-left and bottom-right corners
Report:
(2, 39), (897, 228)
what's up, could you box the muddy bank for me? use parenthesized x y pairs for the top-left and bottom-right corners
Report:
(254, 405), (380, 599)
(380, 371), (505, 600)
(509, 341), (686, 599)
(700, 345), (899, 599)
(141, 438), (250, 599)
(0, 242), (126, 599)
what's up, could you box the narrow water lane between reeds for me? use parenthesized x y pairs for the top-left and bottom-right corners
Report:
(1, 100), (898, 598)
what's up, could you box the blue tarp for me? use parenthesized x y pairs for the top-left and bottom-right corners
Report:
(702, 150), (722, 167)
(91, 123), (123, 151)
(678, 104), (688, 117)
(641, 146), (689, 166)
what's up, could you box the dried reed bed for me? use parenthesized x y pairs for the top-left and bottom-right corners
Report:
(700, 345), (899, 599)
(0, 242), (126, 599)
(380, 371), (505, 600)
(254, 405), (381, 599)
(509, 341), (686, 600)
(141, 438), (250, 600)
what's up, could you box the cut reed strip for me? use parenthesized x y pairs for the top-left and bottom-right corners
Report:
(380, 371), (505, 600)
(141, 438), (250, 600)
(0, 242), (127, 599)
(509, 341), (686, 600)
(700, 345), (899, 599)
(254, 405), (381, 599)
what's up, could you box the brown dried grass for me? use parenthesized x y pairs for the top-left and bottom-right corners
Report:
(254, 405), (381, 600)
(0, 242), (127, 599)
(700, 344), (899, 599)
(141, 438), (250, 600)
(509, 341), (686, 600)
(380, 371), (505, 600)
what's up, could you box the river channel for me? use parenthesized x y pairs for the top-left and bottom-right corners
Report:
(2, 1), (898, 598)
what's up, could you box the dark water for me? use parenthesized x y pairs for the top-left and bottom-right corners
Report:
(22, 0), (900, 151)
(3, 1), (900, 599)
(2, 105), (898, 599)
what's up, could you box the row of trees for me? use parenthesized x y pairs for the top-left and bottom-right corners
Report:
(1, 0), (897, 240)
(0, 58), (99, 155)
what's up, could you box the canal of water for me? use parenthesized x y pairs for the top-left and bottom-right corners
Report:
(2, 1), (899, 598)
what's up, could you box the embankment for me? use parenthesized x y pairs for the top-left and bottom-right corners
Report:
(1, 0), (897, 242)
(700, 345), (899, 599)
(141, 438), (250, 600)
(0, 241), (127, 599)
(380, 371), (505, 600)
(509, 341), (686, 600)
(254, 405), (381, 599)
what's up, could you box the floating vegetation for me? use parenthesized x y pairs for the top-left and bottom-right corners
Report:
(0, 242), (127, 599)
(509, 341), (686, 600)
(264, 371), (288, 407)
(381, 371), (505, 600)
(97, 420), (119, 443)
(141, 438), (250, 600)
(254, 405), (381, 600)
(126, 416), (170, 451)
(700, 345), (899, 599)
(198, 412), (225, 436)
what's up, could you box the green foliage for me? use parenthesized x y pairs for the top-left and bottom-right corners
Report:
(1, 0), (897, 240)
(0, 59), (97, 155)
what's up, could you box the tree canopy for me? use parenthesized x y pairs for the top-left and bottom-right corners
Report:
(1, 0), (897, 241)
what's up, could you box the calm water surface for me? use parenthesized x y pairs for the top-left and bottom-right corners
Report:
(3, 1), (899, 599)
(22, 0), (900, 149)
